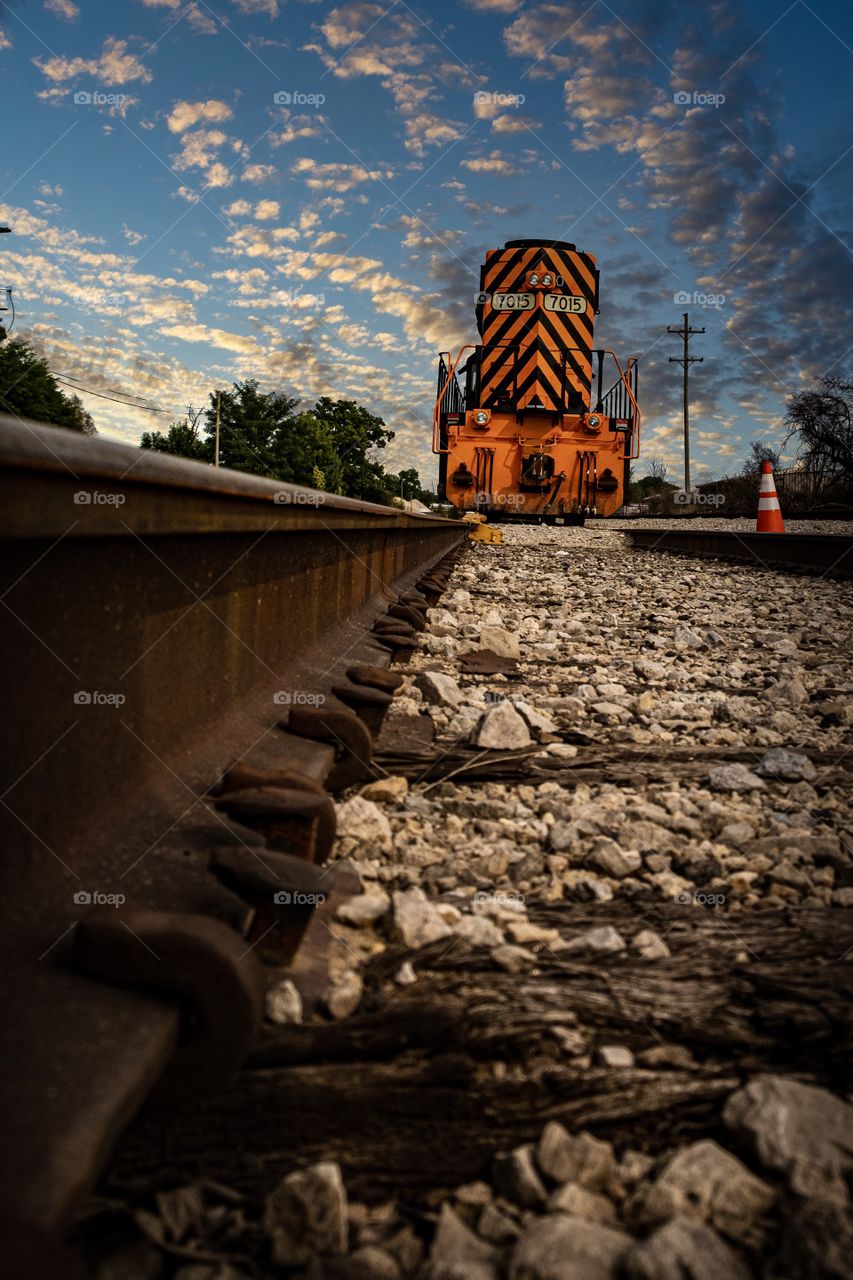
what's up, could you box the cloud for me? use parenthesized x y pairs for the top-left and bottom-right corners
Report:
(161, 322), (262, 354)
(460, 150), (520, 175)
(43, 0), (79, 19)
(306, 4), (472, 155)
(35, 36), (154, 86)
(291, 157), (393, 192)
(254, 199), (280, 220)
(242, 163), (277, 182)
(167, 99), (233, 133)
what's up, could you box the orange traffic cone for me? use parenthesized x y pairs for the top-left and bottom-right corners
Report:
(756, 461), (785, 533)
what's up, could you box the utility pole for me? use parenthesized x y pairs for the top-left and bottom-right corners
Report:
(667, 312), (704, 493)
(214, 389), (221, 467)
(0, 225), (11, 339)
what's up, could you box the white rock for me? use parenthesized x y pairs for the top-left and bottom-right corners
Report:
(336, 795), (393, 851)
(473, 701), (532, 749)
(479, 626), (521, 659)
(453, 914), (504, 947)
(633, 929), (671, 960)
(395, 960), (417, 986)
(265, 978), (303, 1025)
(673, 626), (706, 649)
(560, 926), (627, 956)
(325, 970), (363, 1020)
(263, 1162), (347, 1267)
(361, 775), (409, 803)
(491, 944), (537, 973)
(757, 747), (816, 782)
(415, 671), (465, 708)
(391, 888), (452, 948)
(514, 700), (558, 736)
(337, 890), (391, 928)
(510, 1214), (631, 1280)
(707, 764), (765, 793)
(596, 1044), (635, 1069)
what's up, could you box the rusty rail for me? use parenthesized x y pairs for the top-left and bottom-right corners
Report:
(622, 528), (853, 577)
(0, 416), (466, 1276)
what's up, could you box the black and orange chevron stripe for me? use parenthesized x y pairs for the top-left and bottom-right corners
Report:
(476, 242), (599, 412)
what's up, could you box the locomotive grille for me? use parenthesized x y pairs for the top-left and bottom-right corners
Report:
(476, 244), (599, 412)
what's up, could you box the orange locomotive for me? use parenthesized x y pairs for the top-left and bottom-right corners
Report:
(433, 239), (640, 523)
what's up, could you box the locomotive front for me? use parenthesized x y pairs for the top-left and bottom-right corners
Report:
(433, 239), (640, 522)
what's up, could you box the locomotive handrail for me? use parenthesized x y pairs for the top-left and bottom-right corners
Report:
(601, 351), (641, 458)
(433, 343), (476, 453)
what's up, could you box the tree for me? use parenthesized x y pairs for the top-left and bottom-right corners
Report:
(310, 396), (395, 503)
(784, 373), (853, 483)
(396, 467), (433, 504)
(136, 383), (403, 506)
(741, 440), (781, 477)
(198, 380), (300, 478)
(0, 336), (96, 433)
(140, 405), (210, 460)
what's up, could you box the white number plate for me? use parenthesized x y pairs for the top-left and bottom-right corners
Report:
(543, 294), (587, 313)
(491, 292), (535, 311)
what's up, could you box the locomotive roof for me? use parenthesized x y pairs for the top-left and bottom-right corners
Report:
(503, 239), (579, 251)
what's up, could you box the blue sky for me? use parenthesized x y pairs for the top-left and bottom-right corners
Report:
(1, 0), (852, 486)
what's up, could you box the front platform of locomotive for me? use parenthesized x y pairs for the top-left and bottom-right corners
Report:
(433, 239), (640, 523)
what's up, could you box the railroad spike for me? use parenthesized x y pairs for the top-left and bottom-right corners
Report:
(346, 664), (405, 693)
(284, 705), (373, 790)
(214, 785), (335, 862)
(70, 908), (263, 1100)
(209, 845), (329, 964)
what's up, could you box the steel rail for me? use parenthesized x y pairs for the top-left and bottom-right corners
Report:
(621, 527), (853, 577)
(0, 416), (466, 1277)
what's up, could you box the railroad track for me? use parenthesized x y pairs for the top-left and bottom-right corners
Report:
(622, 526), (853, 576)
(0, 416), (466, 1276)
(3, 436), (852, 1278)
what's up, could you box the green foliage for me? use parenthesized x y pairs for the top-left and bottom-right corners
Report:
(137, 381), (410, 506)
(396, 466), (434, 504)
(308, 395), (395, 503)
(0, 336), (96, 433)
(140, 412), (210, 461)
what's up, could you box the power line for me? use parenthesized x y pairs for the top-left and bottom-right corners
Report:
(53, 374), (174, 414)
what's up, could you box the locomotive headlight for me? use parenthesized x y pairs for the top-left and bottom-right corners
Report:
(474, 410), (490, 425)
(541, 272), (554, 286)
(528, 271), (540, 286)
(587, 414), (601, 428)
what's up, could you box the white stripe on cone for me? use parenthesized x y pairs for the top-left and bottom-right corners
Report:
(758, 496), (781, 509)
(759, 471), (777, 494)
